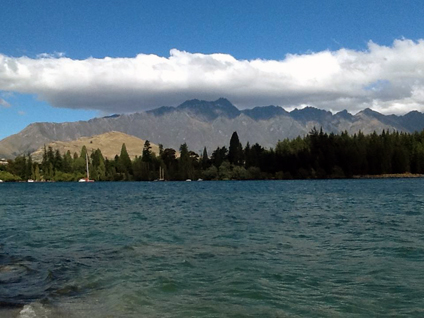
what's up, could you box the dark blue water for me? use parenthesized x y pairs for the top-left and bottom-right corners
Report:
(0, 180), (423, 317)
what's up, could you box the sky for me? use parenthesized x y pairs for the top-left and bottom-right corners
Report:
(1, 0), (424, 139)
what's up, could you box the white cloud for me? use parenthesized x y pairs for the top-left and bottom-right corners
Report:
(0, 98), (10, 108)
(1, 39), (424, 114)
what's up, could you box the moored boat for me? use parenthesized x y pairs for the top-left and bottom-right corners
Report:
(78, 153), (95, 182)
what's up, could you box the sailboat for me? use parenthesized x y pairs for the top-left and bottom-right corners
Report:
(158, 166), (165, 181)
(78, 152), (95, 182)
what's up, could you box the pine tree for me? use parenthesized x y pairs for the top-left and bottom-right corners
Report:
(63, 150), (73, 173)
(47, 146), (55, 166)
(142, 140), (152, 163)
(119, 143), (132, 175)
(92, 149), (106, 180)
(201, 147), (209, 169)
(54, 149), (63, 171)
(178, 143), (193, 180)
(26, 155), (33, 180)
(80, 145), (87, 159)
(41, 145), (48, 175)
(228, 131), (243, 165)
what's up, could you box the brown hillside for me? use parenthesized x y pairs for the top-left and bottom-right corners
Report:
(31, 131), (161, 162)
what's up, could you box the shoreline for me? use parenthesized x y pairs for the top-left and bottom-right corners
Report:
(353, 173), (424, 179)
(1, 173), (424, 182)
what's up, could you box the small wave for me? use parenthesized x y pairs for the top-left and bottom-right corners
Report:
(18, 303), (51, 318)
(19, 305), (36, 318)
(194, 252), (216, 259)
(0, 264), (30, 284)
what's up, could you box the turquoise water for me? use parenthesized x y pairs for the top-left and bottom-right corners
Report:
(0, 180), (423, 317)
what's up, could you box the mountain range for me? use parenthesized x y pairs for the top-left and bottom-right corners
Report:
(1, 98), (424, 159)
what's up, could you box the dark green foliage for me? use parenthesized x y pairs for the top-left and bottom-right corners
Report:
(201, 147), (209, 169)
(26, 155), (33, 180)
(80, 146), (87, 159)
(211, 146), (227, 168)
(5, 129), (424, 182)
(118, 143), (133, 177)
(178, 143), (194, 180)
(142, 140), (152, 163)
(228, 132), (243, 165)
(7, 155), (27, 179)
(62, 150), (73, 173)
(54, 149), (63, 171)
(161, 148), (178, 180)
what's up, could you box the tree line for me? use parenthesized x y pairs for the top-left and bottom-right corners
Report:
(2, 128), (424, 182)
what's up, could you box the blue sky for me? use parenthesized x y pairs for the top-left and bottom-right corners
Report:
(1, 0), (424, 139)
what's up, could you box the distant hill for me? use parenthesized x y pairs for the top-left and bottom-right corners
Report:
(1, 98), (424, 159)
(30, 131), (160, 162)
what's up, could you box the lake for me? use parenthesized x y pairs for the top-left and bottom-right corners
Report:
(0, 180), (423, 317)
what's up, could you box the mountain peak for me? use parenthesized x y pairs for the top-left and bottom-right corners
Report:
(361, 108), (379, 116)
(334, 109), (353, 120)
(242, 105), (288, 120)
(103, 114), (121, 119)
(290, 106), (332, 122)
(178, 97), (233, 108)
(177, 98), (240, 120)
(215, 97), (235, 107)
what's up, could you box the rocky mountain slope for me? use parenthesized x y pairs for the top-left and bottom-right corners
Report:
(1, 98), (424, 159)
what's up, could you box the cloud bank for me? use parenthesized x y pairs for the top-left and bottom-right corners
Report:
(1, 39), (424, 114)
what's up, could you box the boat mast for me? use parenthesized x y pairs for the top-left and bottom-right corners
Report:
(159, 166), (164, 181)
(86, 152), (89, 180)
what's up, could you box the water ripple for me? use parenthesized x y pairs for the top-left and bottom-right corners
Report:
(0, 180), (423, 317)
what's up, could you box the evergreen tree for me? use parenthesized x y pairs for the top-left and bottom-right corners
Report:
(54, 149), (63, 172)
(62, 150), (73, 173)
(161, 148), (177, 180)
(142, 140), (152, 163)
(41, 145), (49, 177)
(8, 155), (27, 179)
(80, 145), (87, 159)
(26, 155), (33, 180)
(178, 143), (193, 180)
(119, 143), (133, 176)
(211, 146), (227, 168)
(244, 142), (251, 167)
(92, 149), (106, 180)
(47, 162), (54, 180)
(201, 147), (209, 169)
(5, 126), (424, 182)
(42, 145), (48, 167)
(248, 143), (264, 168)
(228, 132), (243, 165)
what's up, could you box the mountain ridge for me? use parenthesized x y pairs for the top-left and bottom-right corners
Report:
(1, 98), (424, 159)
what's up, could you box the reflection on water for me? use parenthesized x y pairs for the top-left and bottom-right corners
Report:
(0, 180), (424, 317)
